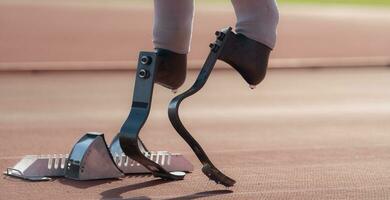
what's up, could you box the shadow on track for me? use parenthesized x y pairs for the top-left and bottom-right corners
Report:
(58, 177), (121, 189)
(163, 190), (233, 200)
(100, 179), (232, 200)
(59, 176), (232, 200)
(100, 179), (169, 200)
(57, 173), (156, 189)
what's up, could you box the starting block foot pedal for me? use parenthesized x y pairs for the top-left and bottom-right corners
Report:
(65, 133), (124, 180)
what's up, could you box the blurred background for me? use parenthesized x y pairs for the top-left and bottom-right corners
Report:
(1, 0), (390, 68)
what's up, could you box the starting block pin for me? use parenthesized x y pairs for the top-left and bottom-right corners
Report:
(47, 154), (53, 169)
(54, 154), (59, 169)
(124, 156), (129, 167)
(60, 154), (66, 169)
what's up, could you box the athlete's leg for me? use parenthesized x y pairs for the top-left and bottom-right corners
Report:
(153, 0), (194, 54)
(231, 0), (279, 49)
(152, 0), (194, 90)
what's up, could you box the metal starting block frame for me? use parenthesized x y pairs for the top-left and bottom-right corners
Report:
(4, 133), (193, 181)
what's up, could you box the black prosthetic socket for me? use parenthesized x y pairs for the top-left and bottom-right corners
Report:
(155, 48), (187, 90)
(219, 33), (271, 86)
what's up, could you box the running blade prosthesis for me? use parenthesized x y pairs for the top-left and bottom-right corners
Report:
(118, 52), (187, 180)
(168, 27), (237, 187)
(3, 52), (194, 181)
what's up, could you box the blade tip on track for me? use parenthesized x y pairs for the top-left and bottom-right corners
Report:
(202, 164), (236, 187)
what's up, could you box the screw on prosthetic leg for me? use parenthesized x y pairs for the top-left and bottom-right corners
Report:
(168, 27), (236, 187)
(118, 52), (186, 181)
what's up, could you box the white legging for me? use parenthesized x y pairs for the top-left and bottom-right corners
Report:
(153, 0), (279, 54)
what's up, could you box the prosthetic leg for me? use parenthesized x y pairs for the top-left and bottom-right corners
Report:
(168, 27), (236, 187)
(169, 27), (269, 187)
(117, 52), (187, 180)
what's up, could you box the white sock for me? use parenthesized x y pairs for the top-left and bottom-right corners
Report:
(153, 0), (194, 54)
(231, 0), (279, 49)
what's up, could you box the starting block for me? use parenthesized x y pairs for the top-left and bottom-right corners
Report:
(4, 133), (193, 181)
